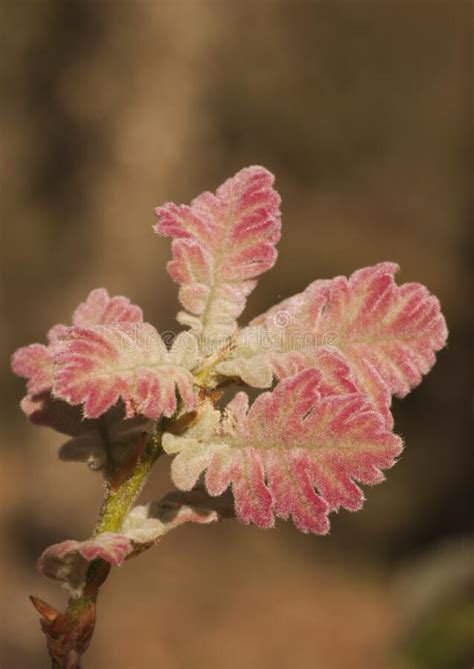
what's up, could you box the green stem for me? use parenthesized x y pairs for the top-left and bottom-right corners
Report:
(39, 428), (164, 669)
(94, 429), (163, 534)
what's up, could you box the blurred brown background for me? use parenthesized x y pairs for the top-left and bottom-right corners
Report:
(1, 2), (472, 668)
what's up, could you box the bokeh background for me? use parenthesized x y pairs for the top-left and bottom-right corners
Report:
(1, 2), (472, 668)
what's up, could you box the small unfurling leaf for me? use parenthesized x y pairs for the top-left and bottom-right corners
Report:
(37, 533), (133, 597)
(120, 497), (220, 547)
(38, 496), (220, 596)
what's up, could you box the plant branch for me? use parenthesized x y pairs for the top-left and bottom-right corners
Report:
(33, 350), (226, 668)
(32, 426), (164, 669)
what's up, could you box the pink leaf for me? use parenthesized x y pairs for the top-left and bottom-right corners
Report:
(39, 532), (132, 567)
(163, 368), (403, 534)
(38, 496), (221, 595)
(154, 166), (281, 341)
(53, 325), (198, 419)
(12, 289), (152, 471)
(12, 288), (144, 416)
(218, 263), (448, 424)
(37, 533), (133, 597)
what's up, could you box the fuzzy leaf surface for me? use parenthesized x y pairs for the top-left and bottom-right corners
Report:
(12, 289), (149, 470)
(37, 533), (132, 597)
(12, 288), (143, 408)
(218, 262), (448, 424)
(120, 497), (220, 546)
(163, 368), (403, 534)
(53, 325), (198, 419)
(38, 497), (220, 596)
(154, 166), (281, 343)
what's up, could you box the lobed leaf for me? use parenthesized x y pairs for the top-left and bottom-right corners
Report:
(12, 288), (143, 408)
(37, 533), (133, 598)
(154, 166), (281, 344)
(217, 262), (448, 425)
(38, 496), (220, 596)
(12, 289), (151, 470)
(53, 324), (198, 419)
(120, 496), (220, 546)
(163, 368), (403, 534)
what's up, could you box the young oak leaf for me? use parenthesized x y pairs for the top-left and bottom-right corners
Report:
(120, 497), (220, 546)
(38, 496), (220, 596)
(163, 368), (403, 535)
(12, 289), (149, 470)
(153, 166), (281, 343)
(217, 262), (448, 425)
(12, 288), (144, 409)
(37, 533), (133, 598)
(53, 324), (198, 420)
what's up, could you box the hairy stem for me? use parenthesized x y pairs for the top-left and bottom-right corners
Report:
(95, 429), (163, 534)
(35, 428), (164, 669)
(35, 379), (217, 667)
